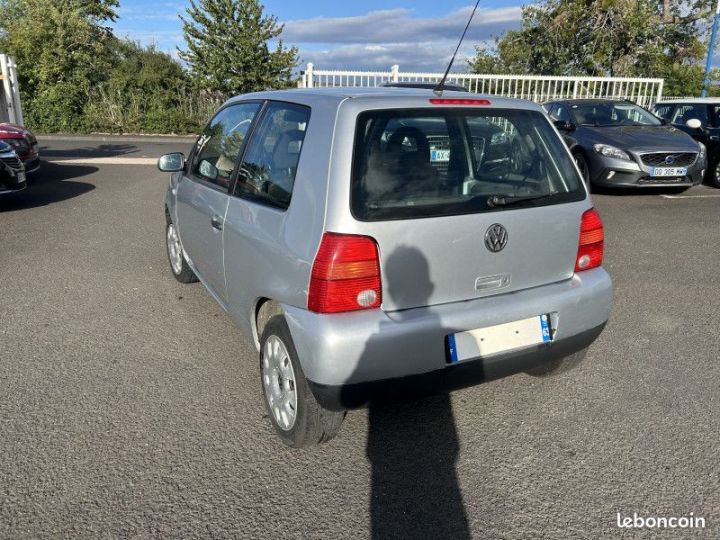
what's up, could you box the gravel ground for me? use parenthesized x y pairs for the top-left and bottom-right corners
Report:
(0, 137), (717, 538)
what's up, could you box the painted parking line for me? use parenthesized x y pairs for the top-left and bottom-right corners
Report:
(47, 157), (157, 165)
(660, 194), (720, 199)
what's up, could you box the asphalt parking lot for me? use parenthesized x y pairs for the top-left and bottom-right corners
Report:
(1, 137), (719, 538)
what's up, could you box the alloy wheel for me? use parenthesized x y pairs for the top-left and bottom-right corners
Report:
(166, 223), (183, 275)
(262, 335), (298, 431)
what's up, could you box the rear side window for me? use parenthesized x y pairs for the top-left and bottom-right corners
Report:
(351, 109), (584, 221)
(653, 104), (674, 121)
(234, 102), (310, 210)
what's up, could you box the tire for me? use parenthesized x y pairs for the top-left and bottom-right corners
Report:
(165, 214), (197, 283)
(710, 160), (720, 188)
(525, 348), (588, 377)
(574, 152), (591, 187)
(260, 316), (346, 447)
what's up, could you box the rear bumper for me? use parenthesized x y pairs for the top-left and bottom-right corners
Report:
(283, 267), (613, 409)
(310, 323), (605, 410)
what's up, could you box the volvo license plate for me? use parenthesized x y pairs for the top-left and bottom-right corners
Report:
(651, 167), (687, 177)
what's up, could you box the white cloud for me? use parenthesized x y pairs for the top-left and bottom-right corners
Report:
(282, 6), (521, 45)
(297, 40), (497, 72)
(285, 6), (521, 71)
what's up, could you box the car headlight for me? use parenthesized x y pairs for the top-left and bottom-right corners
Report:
(698, 142), (707, 161)
(593, 144), (631, 161)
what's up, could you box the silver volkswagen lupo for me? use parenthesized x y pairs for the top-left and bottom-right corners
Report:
(159, 88), (613, 447)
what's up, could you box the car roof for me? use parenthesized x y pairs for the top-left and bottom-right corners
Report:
(380, 82), (469, 92)
(654, 98), (720, 105)
(224, 87), (543, 112)
(544, 98), (633, 106)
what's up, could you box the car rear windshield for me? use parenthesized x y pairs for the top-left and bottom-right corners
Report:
(351, 108), (585, 221)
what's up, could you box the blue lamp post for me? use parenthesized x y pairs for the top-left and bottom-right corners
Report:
(702, 0), (720, 97)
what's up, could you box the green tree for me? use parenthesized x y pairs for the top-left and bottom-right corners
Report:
(469, 0), (713, 96)
(179, 0), (298, 96)
(84, 40), (214, 134)
(0, 0), (118, 131)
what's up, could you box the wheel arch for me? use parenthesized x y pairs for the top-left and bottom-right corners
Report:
(253, 298), (283, 350)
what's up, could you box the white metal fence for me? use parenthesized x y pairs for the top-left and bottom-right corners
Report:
(0, 55), (23, 125)
(298, 63), (665, 107)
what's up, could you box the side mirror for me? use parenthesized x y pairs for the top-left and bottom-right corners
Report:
(198, 159), (219, 180)
(554, 120), (575, 132)
(158, 152), (185, 172)
(686, 118), (703, 130)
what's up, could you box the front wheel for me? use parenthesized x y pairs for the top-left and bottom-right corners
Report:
(710, 160), (720, 188)
(260, 316), (345, 447)
(574, 152), (591, 187)
(165, 216), (197, 283)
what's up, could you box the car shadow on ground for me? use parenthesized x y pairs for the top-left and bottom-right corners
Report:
(38, 144), (139, 159)
(342, 246), (473, 540)
(0, 161), (97, 211)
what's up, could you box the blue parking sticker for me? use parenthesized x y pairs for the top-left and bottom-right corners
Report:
(540, 314), (552, 342)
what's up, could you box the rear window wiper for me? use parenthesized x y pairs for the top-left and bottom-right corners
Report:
(486, 191), (559, 208)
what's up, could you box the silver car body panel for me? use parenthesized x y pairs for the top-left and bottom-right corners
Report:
(165, 88), (612, 392)
(283, 267), (612, 386)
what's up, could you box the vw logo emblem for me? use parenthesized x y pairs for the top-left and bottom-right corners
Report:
(485, 224), (508, 253)
(664, 155), (675, 165)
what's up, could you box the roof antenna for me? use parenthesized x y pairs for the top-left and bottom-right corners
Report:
(434, 0), (482, 97)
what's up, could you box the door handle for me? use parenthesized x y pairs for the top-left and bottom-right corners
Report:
(211, 215), (224, 231)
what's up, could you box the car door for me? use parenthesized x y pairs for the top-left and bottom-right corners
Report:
(176, 102), (261, 304)
(670, 104), (710, 146)
(223, 101), (312, 328)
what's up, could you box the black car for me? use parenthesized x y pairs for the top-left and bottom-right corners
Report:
(0, 141), (26, 196)
(543, 99), (706, 189)
(652, 99), (720, 187)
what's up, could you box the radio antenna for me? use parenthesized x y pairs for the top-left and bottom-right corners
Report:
(434, 0), (482, 96)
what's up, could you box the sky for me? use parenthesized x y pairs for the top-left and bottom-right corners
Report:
(111, 1), (524, 72)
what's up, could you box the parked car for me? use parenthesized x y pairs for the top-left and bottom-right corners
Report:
(0, 140), (26, 195)
(0, 123), (40, 173)
(158, 89), (613, 447)
(543, 99), (706, 189)
(652, 98), (720, 186)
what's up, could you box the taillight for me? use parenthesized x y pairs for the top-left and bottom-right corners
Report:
(308, 233), (382, 313)
(575, 208), (604, 272)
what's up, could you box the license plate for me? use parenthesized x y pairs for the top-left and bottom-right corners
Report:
(430, 149), (450, 162)
(17, 171), (26, 184)
(446, 314), (552, 363)
(651, 167), (687, 177)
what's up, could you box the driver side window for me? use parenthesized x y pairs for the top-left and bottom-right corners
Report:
(671, 105), (708, 126)
(192, 102), (260, 188)
(549, 104), (570, 122)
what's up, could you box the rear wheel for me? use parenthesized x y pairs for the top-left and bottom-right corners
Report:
(525, 348), (588, 377)
(574, 152), (591, 187)
(260, 316), (345, 447)
(165, 215), (197, 283)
